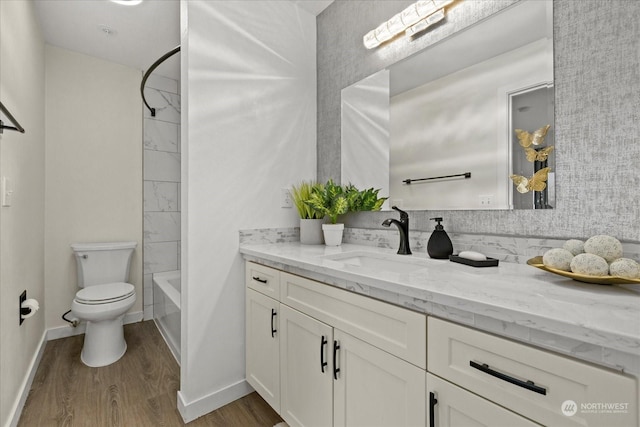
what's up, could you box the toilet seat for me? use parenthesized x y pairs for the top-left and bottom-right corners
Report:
(75, 282), (135, 305)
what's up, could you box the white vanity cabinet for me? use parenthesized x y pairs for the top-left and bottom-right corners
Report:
(245, 262), (427, 427)
(245, 259), (638, 427)
(427, 317), (638, 427)
(245, 263), (282, 412)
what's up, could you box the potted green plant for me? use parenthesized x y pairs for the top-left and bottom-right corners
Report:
(344, 184), (388, 212)
(305, 179), (349, 246)
(290, 181), (325, 245)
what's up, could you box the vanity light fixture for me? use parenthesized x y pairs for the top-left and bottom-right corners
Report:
(363, 0), (456, 49)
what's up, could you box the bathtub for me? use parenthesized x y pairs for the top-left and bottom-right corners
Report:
(153, 270), (181, 364)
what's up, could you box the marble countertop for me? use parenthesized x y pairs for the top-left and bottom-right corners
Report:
(240, 242), (640, 359)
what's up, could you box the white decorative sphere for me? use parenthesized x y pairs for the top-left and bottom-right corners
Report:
(570, 253), (609, 276)
(609, 258), (640, 279)
(543, 248), (574, 271)
(563, 239), (585, 256)
(584, 235), (623, 263)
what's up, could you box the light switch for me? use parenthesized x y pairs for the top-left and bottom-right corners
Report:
(2, 176), (13, 207)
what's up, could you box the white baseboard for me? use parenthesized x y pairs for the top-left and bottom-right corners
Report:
(177, 379), (253, 423)
(46, 311), (144, 341)
(8, 330), (47, 427)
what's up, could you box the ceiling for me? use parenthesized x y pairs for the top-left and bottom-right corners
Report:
(34, 0), (333, 81)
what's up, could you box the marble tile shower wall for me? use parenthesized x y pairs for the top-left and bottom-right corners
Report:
(143, 74), (181, 320)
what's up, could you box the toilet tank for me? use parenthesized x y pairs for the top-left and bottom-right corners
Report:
(71, 241), (137, 287)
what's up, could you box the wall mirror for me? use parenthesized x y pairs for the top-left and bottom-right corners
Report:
(341, 0), (554, 210)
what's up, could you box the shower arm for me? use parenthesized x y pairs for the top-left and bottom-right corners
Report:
(140, 45), (181, 117)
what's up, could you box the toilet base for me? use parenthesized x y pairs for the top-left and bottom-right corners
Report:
(81, 314), (127, 367)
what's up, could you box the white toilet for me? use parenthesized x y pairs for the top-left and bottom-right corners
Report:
(71, 241), (137, 367)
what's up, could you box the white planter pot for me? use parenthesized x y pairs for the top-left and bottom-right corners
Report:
(322, 223), (344, 246)
(300, 218), (324, 245)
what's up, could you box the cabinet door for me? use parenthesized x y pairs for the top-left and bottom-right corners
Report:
(334, 330), (426, 427)
(427, 374), (540, 427)
(280, 305), (333, 427)
(246, 289), (280, 412)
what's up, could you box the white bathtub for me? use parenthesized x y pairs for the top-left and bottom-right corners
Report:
(153, 270), (181, 364)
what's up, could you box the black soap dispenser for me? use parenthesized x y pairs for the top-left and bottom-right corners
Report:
(427, 217), (453, 259)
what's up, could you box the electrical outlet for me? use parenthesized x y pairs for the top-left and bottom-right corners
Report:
(281, 188), (293, 208)
(479, 195), (493, 207)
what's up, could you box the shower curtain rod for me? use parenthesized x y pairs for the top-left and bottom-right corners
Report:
(141, 45), (181, 117)
(0, 101), (26, 134)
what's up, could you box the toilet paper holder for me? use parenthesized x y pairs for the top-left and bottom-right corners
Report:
(19, 290), (39, 325)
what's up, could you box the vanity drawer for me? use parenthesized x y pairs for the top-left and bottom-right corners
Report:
(246, 262), (280, 299)
(280, 271), (426, 369)
(428, 317), (638, 427)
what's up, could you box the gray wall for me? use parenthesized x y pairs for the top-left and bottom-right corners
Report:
(317, 0), (640, 242)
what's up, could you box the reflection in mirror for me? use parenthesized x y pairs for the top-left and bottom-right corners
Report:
(341, 0), (554, 211)
(510, 86), (555, 209)
(341, 70), (391, 210)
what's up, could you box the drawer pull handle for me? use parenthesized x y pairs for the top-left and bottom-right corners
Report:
(333, 340), (341, 380)
(271, 309), (277, 337)
(253, 276), (268, 284)
(429, 392), (438, 427)
(470, 361), (547, 395)
(320, 336), (328, 373)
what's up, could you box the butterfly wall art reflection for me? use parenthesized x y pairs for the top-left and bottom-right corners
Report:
(515, 124), (551, 147)
(510, 167), (551, 194)
(524, 145), (554, 162)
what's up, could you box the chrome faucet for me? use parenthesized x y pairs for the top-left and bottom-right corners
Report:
(382, 206), (412, 255)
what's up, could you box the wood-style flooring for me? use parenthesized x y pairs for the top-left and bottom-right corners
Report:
(18, 320), (283, 426)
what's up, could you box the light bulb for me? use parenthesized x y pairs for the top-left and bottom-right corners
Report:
(363, 30), (380, 49)
(400, 4), (421, 27)
(110, 0), (143, 6)
(416, 1), (437, 18)
(405, 8), (445, 37)
(386, 13), (405, 36)
(374, 22), (393, 43)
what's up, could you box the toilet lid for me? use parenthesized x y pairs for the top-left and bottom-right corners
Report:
(75, 282), (135, 304)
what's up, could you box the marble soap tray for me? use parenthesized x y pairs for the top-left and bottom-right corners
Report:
(449, 255), (499, 268)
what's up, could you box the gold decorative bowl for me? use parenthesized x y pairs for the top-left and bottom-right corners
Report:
(527, 256), (640, 285)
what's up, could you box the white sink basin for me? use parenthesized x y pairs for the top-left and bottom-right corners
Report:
(321, 251), (438, 274)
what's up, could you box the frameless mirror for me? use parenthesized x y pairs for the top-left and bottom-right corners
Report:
(341, 0), (554, 210)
